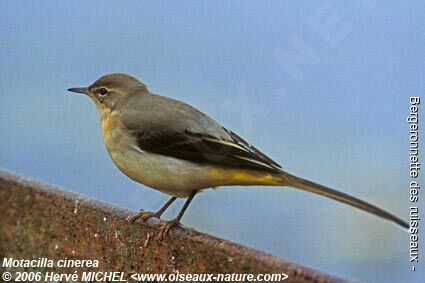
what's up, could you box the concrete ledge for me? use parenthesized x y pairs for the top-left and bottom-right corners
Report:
(0, 170), (348, 282)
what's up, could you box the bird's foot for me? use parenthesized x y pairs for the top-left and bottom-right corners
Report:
(128, 209), (161, 224)
(157, 219), (181, 240)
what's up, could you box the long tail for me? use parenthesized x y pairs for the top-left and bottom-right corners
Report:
(277, 171), (409, 229)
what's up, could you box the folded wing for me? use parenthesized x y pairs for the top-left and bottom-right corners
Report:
(121, 94), (282, 172)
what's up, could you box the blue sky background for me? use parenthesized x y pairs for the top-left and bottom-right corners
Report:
(0, 1), (423, 282)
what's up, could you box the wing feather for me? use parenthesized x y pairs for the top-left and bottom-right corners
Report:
(121, 93), (282, 172)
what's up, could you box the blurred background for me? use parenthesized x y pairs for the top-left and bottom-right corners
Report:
(0, 1), (423, 282)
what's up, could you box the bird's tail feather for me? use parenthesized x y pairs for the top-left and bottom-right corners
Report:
(276, 171), (409, 229)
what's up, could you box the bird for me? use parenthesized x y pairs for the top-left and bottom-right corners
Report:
(68, 73), (408, 238)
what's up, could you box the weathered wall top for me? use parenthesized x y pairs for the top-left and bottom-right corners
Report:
(0, 170), (348, 282)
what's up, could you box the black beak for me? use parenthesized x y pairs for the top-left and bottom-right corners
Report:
(67, 87), (88, 94)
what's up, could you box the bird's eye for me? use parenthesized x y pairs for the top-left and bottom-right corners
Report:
(98, 88), (108, 96)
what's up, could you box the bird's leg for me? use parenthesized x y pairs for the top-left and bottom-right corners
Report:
(158, 190), (197, 239)
(129, 196), (177, 224)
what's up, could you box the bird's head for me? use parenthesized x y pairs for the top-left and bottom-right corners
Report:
(68, 73), (148, 112)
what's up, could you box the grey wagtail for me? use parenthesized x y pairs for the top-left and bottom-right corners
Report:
(68, 73), (408, 237)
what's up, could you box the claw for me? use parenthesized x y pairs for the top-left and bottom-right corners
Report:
(157, 219), (181, 240)
(128, 210), (160, 224)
